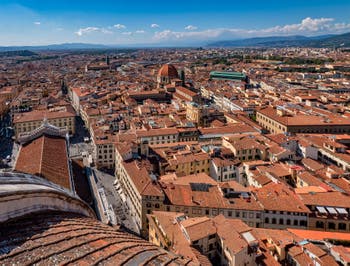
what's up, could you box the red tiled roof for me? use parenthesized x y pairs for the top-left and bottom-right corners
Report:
(158, 64), (179, 78)
(0, 212), (191, 265)
(15, 135), (71, 189)
(288, 228), (350, 241)
(13, 105), (75, 124)
(254, 182), (310, 213)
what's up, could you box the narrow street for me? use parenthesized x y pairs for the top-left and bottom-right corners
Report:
(92, 168), (139, 233)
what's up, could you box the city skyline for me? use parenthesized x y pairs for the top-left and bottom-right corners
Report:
(0, 0), (350, 46)
(2, 2), (350, 265)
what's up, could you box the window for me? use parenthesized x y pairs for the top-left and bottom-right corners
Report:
(235, 212), (240, 218)
(272, 218), (276, 224)
(279, 219), (284, 225)
(328, 222), (336, 230)
(286, 219), (291, 225)
(338, 223), (346, 230)
(293, 220), (298, 226)
(155, 203), (160, 208)
(228, 211), (232, 217)
(300, 220), (307, 227)
(205, 209), (209, 215)
(265, 217), (269, 224)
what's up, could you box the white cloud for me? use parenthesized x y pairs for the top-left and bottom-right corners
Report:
(122, 31), (133, 35)
(114, 24), (126, 29)
(34, 21), (41, 25)
(153, 17), (350, 42)
(261, 17), (335, 34)
(76, 27), (99, 36)
(101, 28), (113, 34)
(185, 25), (197, 30)
(75, 27), (112, 36)
(151, 23), (160, 28)
(135, 30), (146, 34)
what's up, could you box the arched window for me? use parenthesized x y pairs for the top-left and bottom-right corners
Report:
(265, 217), (269, 224)
(279, 218), (284, 225)
(286, 219), (291, 225)
(272, 218), (276, 224)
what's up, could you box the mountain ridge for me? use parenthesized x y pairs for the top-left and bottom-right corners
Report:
(1, 32), (350, 51)
(207, 32), (350, 48)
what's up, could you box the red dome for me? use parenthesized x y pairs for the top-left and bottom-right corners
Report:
(158, 64), (179, 78)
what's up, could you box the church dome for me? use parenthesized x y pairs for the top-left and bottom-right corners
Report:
(0, 172), (193, 265)
(157, 64), (179, 78)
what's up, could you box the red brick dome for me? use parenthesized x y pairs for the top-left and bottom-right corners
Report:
(158, 64), (179, 78)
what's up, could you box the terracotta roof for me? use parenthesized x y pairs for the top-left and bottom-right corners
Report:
(212, 215), (253, 254)
(297, 171), (324, 187)
(162, 182), (263, 211)
(122, 160), (163, 197)
(158, 64), (179, 78)
(303, 242), (326, 257)
(293, 250), (314, 265)
(258, 107), (350, 126)
(332, 245), (350, 263)
(136, 127), (179, 137)
(301, 158), (325, 172)
(147, 211), (202, 263)
(328, 178), (350, 194)
(298, 191), (350, 208)
(13, 105), (75, 123)
(182, 216), (217, 241)
(15, 135), (71, 189)
(175, 86), (197, 97)
(160, 173), (216, 186)
(253, 183), (310, 213)
(199, 124), (257, 136)
(0, 212), (191, 265)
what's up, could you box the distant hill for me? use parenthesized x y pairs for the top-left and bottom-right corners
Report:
(0, 43), (109, 52)
(1, 33), (349, 52)
(0, 50), (38, 57)
(207, 32), (350, 48)
(303, 32), (350, 48)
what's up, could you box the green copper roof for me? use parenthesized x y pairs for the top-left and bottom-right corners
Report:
(210, 71), (246, 80)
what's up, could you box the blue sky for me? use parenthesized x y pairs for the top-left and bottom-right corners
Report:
(0, 0), (350, 46)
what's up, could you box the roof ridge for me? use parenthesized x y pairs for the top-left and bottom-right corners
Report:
(39, 136), (46, 176)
